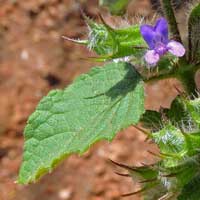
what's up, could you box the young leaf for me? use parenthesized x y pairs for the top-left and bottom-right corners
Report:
(140, 110), (162, 132)
(156, 55), (177, 73)
(85, 18), (146, 60)
(131, 166), (166, 200)
(165, 96), (190, 126)
(178, 172), (200, 200)
(18, 62), (145, 184)
(188, 3), (200, 63)
(144, 183), (167, 200)
(164, 156), (200, 190)
(152, 124), (187, 167)
(186, 97), (200, 125)
(99, 0), (130, 15)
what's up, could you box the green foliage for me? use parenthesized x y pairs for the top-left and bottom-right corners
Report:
(152, 124), (187, 167)
(149, 97), (200, 198)
(188, 3), (200, 63)
(164, 97), (189, 126)
(18, 3), (200, 199)
(130, 165), (167, 199)
(140, 110), (162, 132)
(85, 17), (146, 60)
(141, 96), (191, 132)
(144, 184), (167, 200)
(178, 173), (200, 200)
(117, 96), (200, 199)
(124, 153), (200, 200)
(18, 62), (145, 184)
(186, 98), (200, 125)
(99, 0), (130, 15)
(156, 55), (177, 73)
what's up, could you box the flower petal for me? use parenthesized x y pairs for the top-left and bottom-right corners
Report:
(167, 40), (185, 57)
(140, 25), (156, 49)
(144, 50), (160, 65)
(155, 17), (169, 44)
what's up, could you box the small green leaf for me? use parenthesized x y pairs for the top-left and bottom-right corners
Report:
(129, 165), (158, 181)
(165, 157), (200, 190)
(125, 163), (167, 199)
(178, 172), (200, 200)
(140, 110), (162, 132)
(184, 132), (200, 156)
(152, 123), (200, 166)
(165, 96), (190, 126)
(186, 98), (200, 125)
(139, 97), (200, 199)
(86, 18), (146, 59)
(144, 184), (167, 200)
(99, 0), (130, 15)
(152, 124), (187, 167)
(18, 62), (145, 184)
(157, 55), (177, 73)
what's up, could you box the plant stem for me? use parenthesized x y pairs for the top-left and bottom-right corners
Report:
(160, 0), (182, 42)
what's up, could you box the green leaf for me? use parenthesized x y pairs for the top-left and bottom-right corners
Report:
(152, 124), (187, 167)
(165, 96), (190, 126)
(171, 157), (199, 190)
(184, 132), (200, 156)
(178, 173), (200, 200)
(140, 96), (190, 132)
(140, 110), (162, 132)
(139, 96), (200, 199)
(18, 62), (145, 184)
(117, 161), (167, 199)
(144, 183), (167, 200)
(186, 98), (200, 125)
(129, 165), (158, 181)
(130, 166), (167, 200)
(188, 3), (200, 63)
(99, 0), (130, 15)
(85, 18), (146, 60)
(157, 55), (177, 73)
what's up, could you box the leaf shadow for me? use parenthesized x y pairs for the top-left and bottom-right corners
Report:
(84, 66), (141, 100)
(105, 66), (141, 100)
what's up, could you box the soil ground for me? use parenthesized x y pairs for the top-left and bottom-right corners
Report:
(0, 1), (183, 200)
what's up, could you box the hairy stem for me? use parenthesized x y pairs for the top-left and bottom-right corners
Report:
(160, 0), (182, 42)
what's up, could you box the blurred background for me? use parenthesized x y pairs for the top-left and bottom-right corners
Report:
(0, 0), (188, 199)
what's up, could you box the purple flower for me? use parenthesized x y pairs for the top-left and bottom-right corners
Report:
(140, 18), (185, 66)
